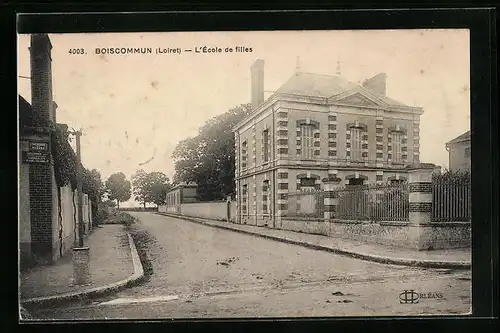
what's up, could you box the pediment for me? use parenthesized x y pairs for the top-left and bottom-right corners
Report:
(335, 92), (381, 107)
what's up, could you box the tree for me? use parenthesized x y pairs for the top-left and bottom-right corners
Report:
(172, 103), (251, 201)
(82, 168), (104, 224)
(131, 169), (149, 208)
(132, 170), (171, 207)
(147, 171), (171, 206)
(105, 172), (131, 209)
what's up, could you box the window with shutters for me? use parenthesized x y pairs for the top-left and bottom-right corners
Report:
(300, 124), (314, 159)
(392, 132), (402, 162)
(262, 180), (270, 214)
(263, 129), (270, 162)
(351, 127), (362, 161)
(241, 141), (248, 170)
(242, 185), (248, 216)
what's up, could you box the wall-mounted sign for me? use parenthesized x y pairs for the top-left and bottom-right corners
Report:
(22, 141), (50, 163)
(30, 142), (48, 151)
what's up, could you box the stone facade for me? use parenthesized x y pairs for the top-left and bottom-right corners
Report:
(233, 60), (424, 227)
(445, 131), (471, 172)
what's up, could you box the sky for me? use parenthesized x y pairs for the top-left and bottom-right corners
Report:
(17, 29), (470, 207)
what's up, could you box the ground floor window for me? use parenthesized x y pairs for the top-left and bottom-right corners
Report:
(348, 178), (364, 186)
(241, 185), (248, 216)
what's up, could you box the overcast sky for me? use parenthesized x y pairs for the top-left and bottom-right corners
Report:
(17, 29), (470, 207)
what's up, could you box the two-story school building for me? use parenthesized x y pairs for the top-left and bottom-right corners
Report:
(233, 59), (424, 227)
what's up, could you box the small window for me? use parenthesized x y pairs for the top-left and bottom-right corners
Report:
(465, 147), (471, 157)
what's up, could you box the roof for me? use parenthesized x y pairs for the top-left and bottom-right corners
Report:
(276, 71), (407, 106)
(19, 95), (34, 128)
(446, 130), (471, 145)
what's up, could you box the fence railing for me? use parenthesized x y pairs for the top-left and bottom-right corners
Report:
(336, 183), (409, 222)
(285, 189), (325, 219)
(431, 178), (471, 222)
(283, 177), (471, 223)
(284, 183), (410, 222)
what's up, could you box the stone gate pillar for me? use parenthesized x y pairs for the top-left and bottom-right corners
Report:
(407, 163), (436, 250)
(323, 176), (342, 220)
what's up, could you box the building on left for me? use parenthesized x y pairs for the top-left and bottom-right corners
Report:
(19, 34), (92, 269)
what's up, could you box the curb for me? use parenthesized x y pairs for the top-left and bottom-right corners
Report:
(156, 212), (471, 270)
(21, 233), (145, 309)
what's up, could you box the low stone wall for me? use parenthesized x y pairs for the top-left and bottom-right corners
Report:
(281, 218), (329, 236)
(328, 220), (471, 250)
(278, 218), (470, 250)
(415, 222), (471, 250)
(328, 220), (412, 248)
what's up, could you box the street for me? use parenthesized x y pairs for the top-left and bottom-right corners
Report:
(28, 213), (472, 319)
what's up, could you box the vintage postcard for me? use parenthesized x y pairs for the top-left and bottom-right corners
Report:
(18, 29), (472, 319)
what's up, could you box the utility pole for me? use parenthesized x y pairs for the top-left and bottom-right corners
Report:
(69, 128), (91, 285)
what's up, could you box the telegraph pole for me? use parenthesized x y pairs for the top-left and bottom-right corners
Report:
(69, 128), (91, 285)
(74, 129), (84, 247)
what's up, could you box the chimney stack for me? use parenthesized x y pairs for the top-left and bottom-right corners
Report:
(29, 34), (54, 125)
(52, 101), (58, 123)
(362, 73), (387, 96)
(251, 59), (265, 108)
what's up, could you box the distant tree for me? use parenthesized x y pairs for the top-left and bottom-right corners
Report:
(131, 169), (149, 208)
(105, 172), (131, 209)
(132, 170), (171, 207)
(172, 103), (251, 201)
(147, 171), (171, 206)
(82, 168), (104, 224)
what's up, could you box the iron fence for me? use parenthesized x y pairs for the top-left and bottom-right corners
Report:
(336, 183), (409, 222)
(284, 183), (409, 222)
(285, 189), (325, 219)
(431, 177), (471, 222)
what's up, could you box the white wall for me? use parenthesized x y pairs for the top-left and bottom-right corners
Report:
(180, 201), (235, 221)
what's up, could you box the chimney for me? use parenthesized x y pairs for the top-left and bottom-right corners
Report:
(52, 101), (58, 123)
(362, 73), (387, 96)
(251, 59), (265, 108)
(29, 34), (54, 125)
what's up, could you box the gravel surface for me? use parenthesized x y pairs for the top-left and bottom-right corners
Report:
(27, 212), (471, 319)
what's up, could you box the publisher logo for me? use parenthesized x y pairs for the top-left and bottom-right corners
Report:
(399, 290), (444, 304)
(399, 290), (420, 304)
